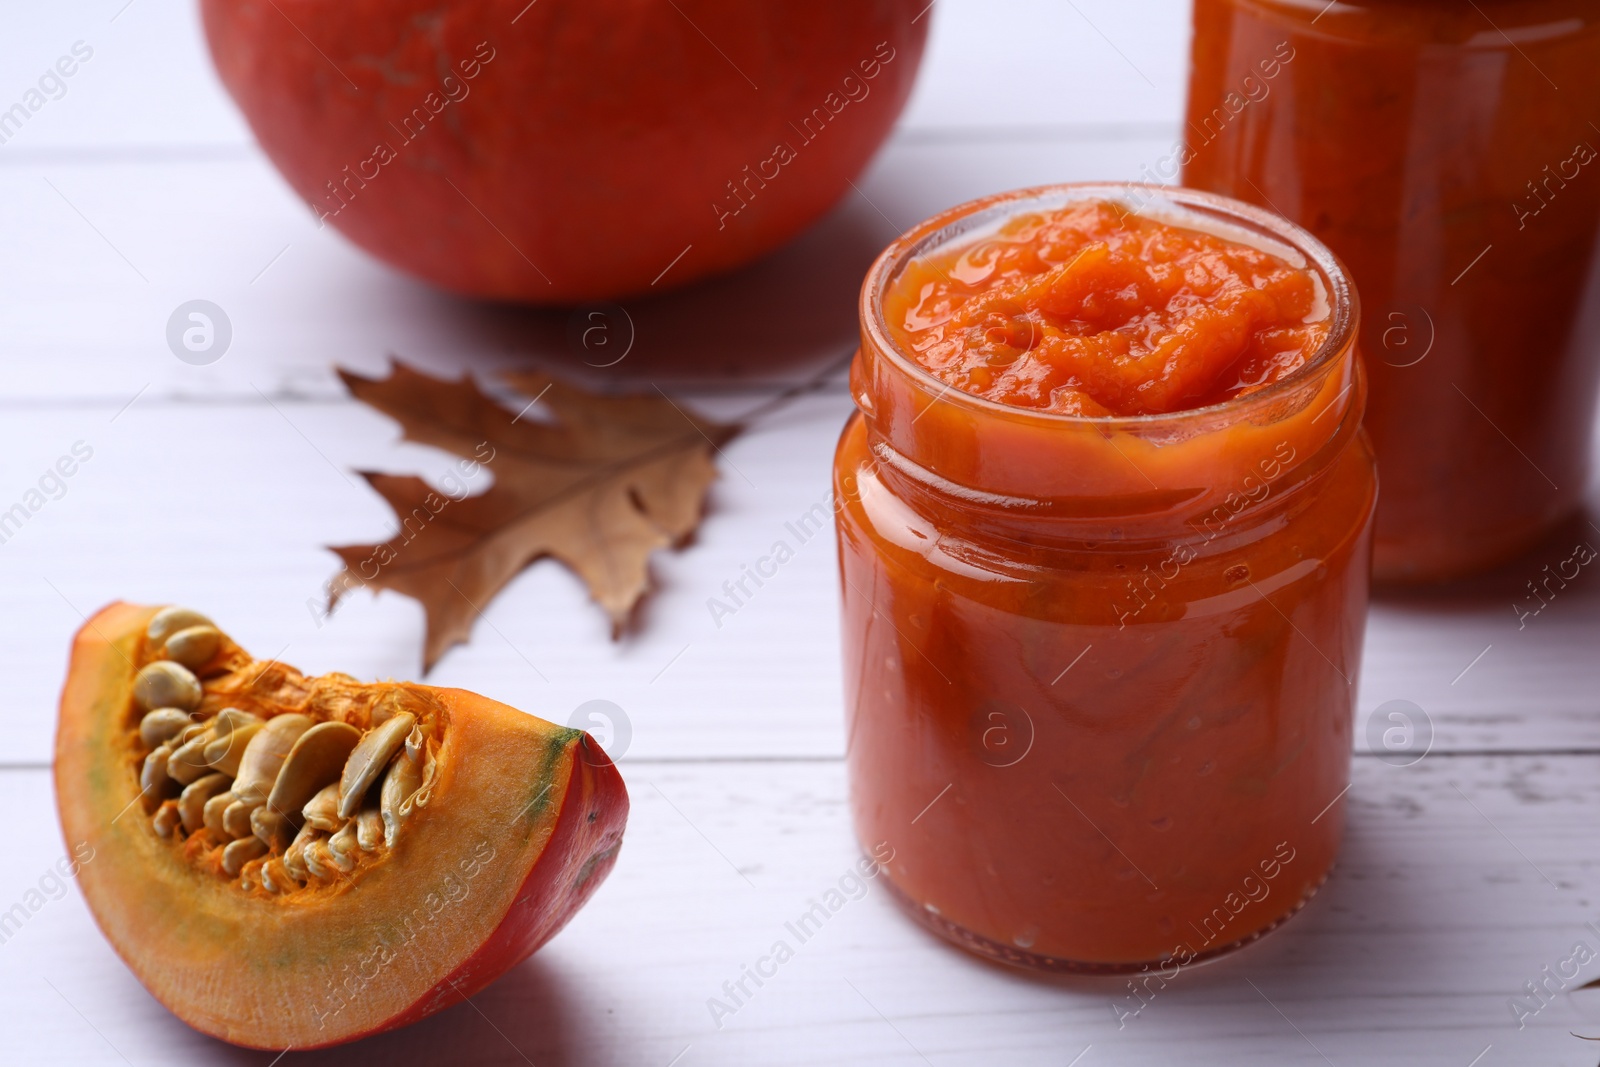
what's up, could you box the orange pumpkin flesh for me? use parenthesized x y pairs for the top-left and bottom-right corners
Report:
(55, 603), (627, 1049)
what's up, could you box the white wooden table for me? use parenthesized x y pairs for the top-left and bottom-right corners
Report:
(5, 2), (1600, 1064)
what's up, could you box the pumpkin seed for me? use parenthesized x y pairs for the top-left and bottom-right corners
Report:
(354, 807), (384, 852)
(163, 625), (221, 669)
(338, 712), (414, 818)
(212, 707), (262, 735)
(232, 714), (313, 803)
(133, 661), (201, 712)
(409, 750), (438, 812)
(327, 822), (359, 871)
(303, 839), (336, 881)
(284, 824), (317, 882)
(251, 805), (295, 852)
(139, 708), (192, 748)
(166, 733), (214, 785)
(267, 721), (361, 821)
(380, 749), (424, 848)
(139, 746), (177, 812)
(152, 801), (182, 838)
(222, 835), (267, 876)
(203, 721), (263, 777)
(206, 792), (237, 839)
(178, 773), (230, 835)
(238, 859), (264, 894)
(301, 783), (344, 833)
(222, 798), (260, 839)
(260, 858), (293, 895)
(147, 606), (213, 646)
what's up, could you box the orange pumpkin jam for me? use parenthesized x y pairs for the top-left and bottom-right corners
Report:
(885, 200), (1329, 416)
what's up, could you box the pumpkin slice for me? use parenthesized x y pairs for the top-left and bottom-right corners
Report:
(55, 602), (627, 1049)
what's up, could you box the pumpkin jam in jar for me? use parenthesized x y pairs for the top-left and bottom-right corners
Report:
(834, 185), (1375, 973)
(1184, 0), (1600, 582)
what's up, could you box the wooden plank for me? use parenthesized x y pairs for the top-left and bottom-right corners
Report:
(901, 0), (1190, 133)
(0, 1), (1190, 155)
(3, 389), (1599, 764)
(0, 1), (247, 154)
(7, 753), (1599, 1064)
(0, 392), (852, 763)
(0, 130), (1180, 404)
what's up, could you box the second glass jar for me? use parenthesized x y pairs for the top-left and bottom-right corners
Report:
(1184, 0), (1600, 582)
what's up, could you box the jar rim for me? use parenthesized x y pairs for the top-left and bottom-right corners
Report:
(858, 182), (1359, 432)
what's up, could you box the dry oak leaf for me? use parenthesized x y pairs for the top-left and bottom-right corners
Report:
(329, 361), (739, 669)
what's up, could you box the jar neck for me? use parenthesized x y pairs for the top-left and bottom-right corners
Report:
(850, 182), (1363, 552)
(851, 336), (1366, 552)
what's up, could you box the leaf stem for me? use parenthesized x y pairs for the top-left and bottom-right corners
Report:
(728, 348), (857, 429)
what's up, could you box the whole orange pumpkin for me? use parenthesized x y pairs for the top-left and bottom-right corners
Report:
(201, 0), (929, 303)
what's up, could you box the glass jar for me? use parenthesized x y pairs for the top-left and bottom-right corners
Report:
(833, 184), (1376, 973)
(1183, 0), (1600, 583)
